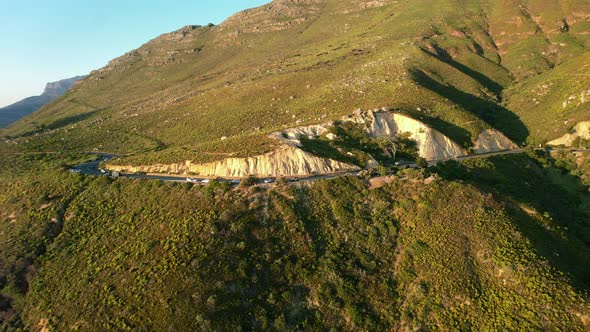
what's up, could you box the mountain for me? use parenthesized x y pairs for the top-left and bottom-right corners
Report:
(0, 76), (85, 128)
(1, 0), (588, 163)
(0, 1), (590, 330)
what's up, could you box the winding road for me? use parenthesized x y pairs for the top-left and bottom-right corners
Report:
(71, 148), (589, 184)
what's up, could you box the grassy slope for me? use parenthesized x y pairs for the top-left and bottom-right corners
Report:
(505, 52), (590, 144)
(0, 153), (588, 330)
(1, 0), (587, 165)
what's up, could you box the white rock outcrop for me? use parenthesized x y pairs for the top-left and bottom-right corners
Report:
(548, 121), (590, 146)
(268, 124), (332, 147)
(473, 129), (518, 154)
(108, 145), (359, 177)
(108, 109), (518, 177)
(347, 110), (468, 161)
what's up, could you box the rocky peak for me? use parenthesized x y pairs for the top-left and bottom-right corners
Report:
(42, 76), (86, 97)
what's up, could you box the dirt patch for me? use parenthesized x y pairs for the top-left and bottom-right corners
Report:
(423, 176), (437, 185)
(369, 176), (398, 189)
(574, 311), (589, 326)
(520, 205), (538, 215)
(37, 318), (50, 332)
(39, 203), (52, 210)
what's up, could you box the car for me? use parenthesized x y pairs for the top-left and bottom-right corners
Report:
(69, 169), (82, 173)
(263, 178), (275, 183)
(201, 179), (210, 184)
(186, 178), (199, 183)
(230, 179), (240, 184)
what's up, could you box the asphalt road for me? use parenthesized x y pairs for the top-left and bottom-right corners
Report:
(70, 148), (589, 184)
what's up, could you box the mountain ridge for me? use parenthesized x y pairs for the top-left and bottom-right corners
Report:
(0, 75), (85, 128)
(1, 0), (589, 165)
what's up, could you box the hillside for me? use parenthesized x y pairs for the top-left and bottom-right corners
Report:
(1, 0), (588, 170)
(0, 76), (85, 128)
(505, 51), (590, 145)
(1, 1), (590, 330)
(0, 152), (589, 330)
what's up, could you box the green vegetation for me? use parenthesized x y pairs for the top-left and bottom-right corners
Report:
(505, 52), (590, 145)
(1, 0), (587, 165)
(1, 1), (590, 330)
(300, 122), (418, 167)
(0, 152), (589, 330)
(542, 150), (590, 187)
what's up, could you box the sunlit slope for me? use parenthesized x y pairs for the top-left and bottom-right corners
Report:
(505, 52), (590, 144)
(2, 0), (588, 162)
(0, 153), (588, 330)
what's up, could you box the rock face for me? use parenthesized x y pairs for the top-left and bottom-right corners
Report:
(347, 110), (468, 161)
(548, 121), (590, 146)
(109, 109), (518, 177)
(108, 145), (360, 177)
(0, 75), (85, 128)
(268, 124), (332, 147)
(473, 129), (519, 154)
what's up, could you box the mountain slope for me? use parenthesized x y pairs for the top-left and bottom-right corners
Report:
(0, 152), (589, 330)
(1, 0), (587, 164)
(0, 0), (588, 164)
(0, 76), (85, 128)
(505, 51), (590, 144)
(0, 1), (590, 330)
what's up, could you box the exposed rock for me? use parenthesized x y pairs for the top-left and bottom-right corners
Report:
(108, 145), (359, 177)
(108, 109), (517, 177)
(216, 0), (323, 46)
(337, 0), (394, 13)
(347, 110), (468, 161)
(473, 129), (519, 153)
(548, 121), (590, 146)
(270, 109), (470, 161)
(268, 123), (332, 146)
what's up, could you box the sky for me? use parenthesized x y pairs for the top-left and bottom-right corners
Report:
(0, 0), (269, 108)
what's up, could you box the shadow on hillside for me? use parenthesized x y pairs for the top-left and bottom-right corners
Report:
(18, 110), (98, 138)
(434, 155), (590, 293)
(420, 46), (504, 97)
(409, 69), (529, 145)
(399, 109), (473, 148)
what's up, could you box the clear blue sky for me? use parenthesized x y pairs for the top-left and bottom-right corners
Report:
(0, 0), (269, 108)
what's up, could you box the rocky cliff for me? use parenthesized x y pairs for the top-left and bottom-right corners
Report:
(347, 110), (469, 161)
(108, 145), (360, 177)
(474, 129), (519, 154)
(108, 109), (517, 177)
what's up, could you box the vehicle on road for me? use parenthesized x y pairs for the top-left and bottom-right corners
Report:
(201, 179), (210, 184)
(230, 179), (240, 185)
(263, 178), (275, 184)
(69, 169), (82, 173)
(186, 178), (199, 183)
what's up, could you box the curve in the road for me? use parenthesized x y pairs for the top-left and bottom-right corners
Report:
(71, 148), (588, 184)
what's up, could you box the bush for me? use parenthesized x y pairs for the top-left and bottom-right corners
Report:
(416, 157), (428, 168)
(240, 176), (259, 187)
